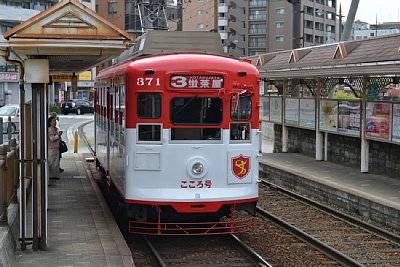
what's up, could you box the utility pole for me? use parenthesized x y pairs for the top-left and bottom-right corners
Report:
(342, 0), (360, 41)
(338, 3), (343, 41)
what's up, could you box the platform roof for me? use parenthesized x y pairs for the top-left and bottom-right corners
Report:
(0, 0), (134, 74)
(252, 34), (400, 79)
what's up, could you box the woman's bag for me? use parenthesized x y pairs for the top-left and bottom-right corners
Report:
(59, 140), (68, 153)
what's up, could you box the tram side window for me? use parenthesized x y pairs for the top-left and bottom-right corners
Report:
(230, 122), (250, 141)
(231, 95), (252, 120)
(137, 93), (161, 118)
(230, 95), (252, 141)
(137, 124), (162, 142)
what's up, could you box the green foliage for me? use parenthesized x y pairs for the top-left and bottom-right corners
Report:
(49, 104), (61, 114)
(333, 90), (357, 99)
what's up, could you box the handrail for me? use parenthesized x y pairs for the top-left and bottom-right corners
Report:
(0, 138), (20, 224)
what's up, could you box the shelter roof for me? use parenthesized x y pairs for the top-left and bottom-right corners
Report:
(0, 0), (134, 74)
(253, 34), (400, 79)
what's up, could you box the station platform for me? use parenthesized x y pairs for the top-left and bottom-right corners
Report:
(13, 153), (134, 267)
(260, 152), (400, 228)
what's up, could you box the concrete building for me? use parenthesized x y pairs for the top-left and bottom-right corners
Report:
(182, 0), (339, 57)
(351, 21), (400, 40)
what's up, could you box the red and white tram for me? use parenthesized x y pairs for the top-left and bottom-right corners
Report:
(94, 32), (260, 235)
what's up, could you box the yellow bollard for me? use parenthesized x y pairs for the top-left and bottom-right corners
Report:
(74, 130), (78, 153)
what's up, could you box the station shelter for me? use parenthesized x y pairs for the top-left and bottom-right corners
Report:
(249, 34), (400, 178)
(0, 0), (133, 251)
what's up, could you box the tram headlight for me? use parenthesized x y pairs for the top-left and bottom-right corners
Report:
(192, 162), (204, 175)
(187, 157), (208, 178)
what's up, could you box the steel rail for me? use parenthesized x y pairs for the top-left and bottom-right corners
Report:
(144, 237), (167, 267)
(257, 206), (362, 267)
(230, 234), (274, 267)
(260, 179), (400, 244)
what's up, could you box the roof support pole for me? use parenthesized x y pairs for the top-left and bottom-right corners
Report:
(39, 84), (47, 251)
(19, 69), (26, 251)
(282, 79), (288, 153)
(31, 84), (39, 251)
(315, 78), (323, 161)
(2, 52), (27, 250)
(360, 77), (369, 173)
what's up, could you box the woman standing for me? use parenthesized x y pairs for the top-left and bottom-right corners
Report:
(48, 116), (62, 179)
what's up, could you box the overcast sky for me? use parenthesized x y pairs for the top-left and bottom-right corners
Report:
(340, 0), (400, 24)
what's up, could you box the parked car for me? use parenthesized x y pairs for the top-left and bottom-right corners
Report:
(0, 104), (19, 133)
(61, 99), (94, 115)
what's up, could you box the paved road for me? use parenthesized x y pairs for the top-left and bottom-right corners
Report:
(58, 114), (94, 154)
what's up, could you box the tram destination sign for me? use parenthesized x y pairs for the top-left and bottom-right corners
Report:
(170, 75), (224, 89)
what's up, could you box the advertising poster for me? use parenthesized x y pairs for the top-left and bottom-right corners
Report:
(320, 100), (338, 132)
(338, 100), (360, 136)
(391, 104), (400, 143)
(285, 98), (299, 126)
(299, 99), (315, 128)
(270, 97), (282, 123)
(260, 97), (270, 121)
(366, 102), (391, 140)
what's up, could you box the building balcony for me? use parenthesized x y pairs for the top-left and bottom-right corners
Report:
(219, 31), (228, 40)
(218, 17), (228, 27)
(249, 42), (267, 48)
(218, 4), (228, 13)
(249, 0), (267, 7)
(249, 14), (266, 21)
(249, 28), (267, 35)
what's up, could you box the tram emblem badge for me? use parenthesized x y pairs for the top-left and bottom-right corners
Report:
(231, 154), (251, 179)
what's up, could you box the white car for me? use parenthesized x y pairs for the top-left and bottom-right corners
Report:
(0, 104), (19, 133)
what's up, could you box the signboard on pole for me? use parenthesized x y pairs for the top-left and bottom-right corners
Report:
(25, 59), (49, 83)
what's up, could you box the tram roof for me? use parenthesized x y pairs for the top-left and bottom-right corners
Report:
(113, 30), (225, 64)
(249, 33), (400, 79)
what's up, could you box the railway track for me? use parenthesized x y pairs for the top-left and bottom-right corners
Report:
(259, 179), (400, 266)
(131, 235), (272, 267)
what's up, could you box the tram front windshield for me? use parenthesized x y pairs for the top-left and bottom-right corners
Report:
(170, 97), (222, 140)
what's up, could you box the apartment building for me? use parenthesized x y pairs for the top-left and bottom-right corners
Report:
(182, 0), (228, 50)
(183, 0), (339, 57)
(350, 21), (400, 41)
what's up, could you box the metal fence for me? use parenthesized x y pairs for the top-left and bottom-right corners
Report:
(0, 138), (19, 223)
(261, 96), (400, 144)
